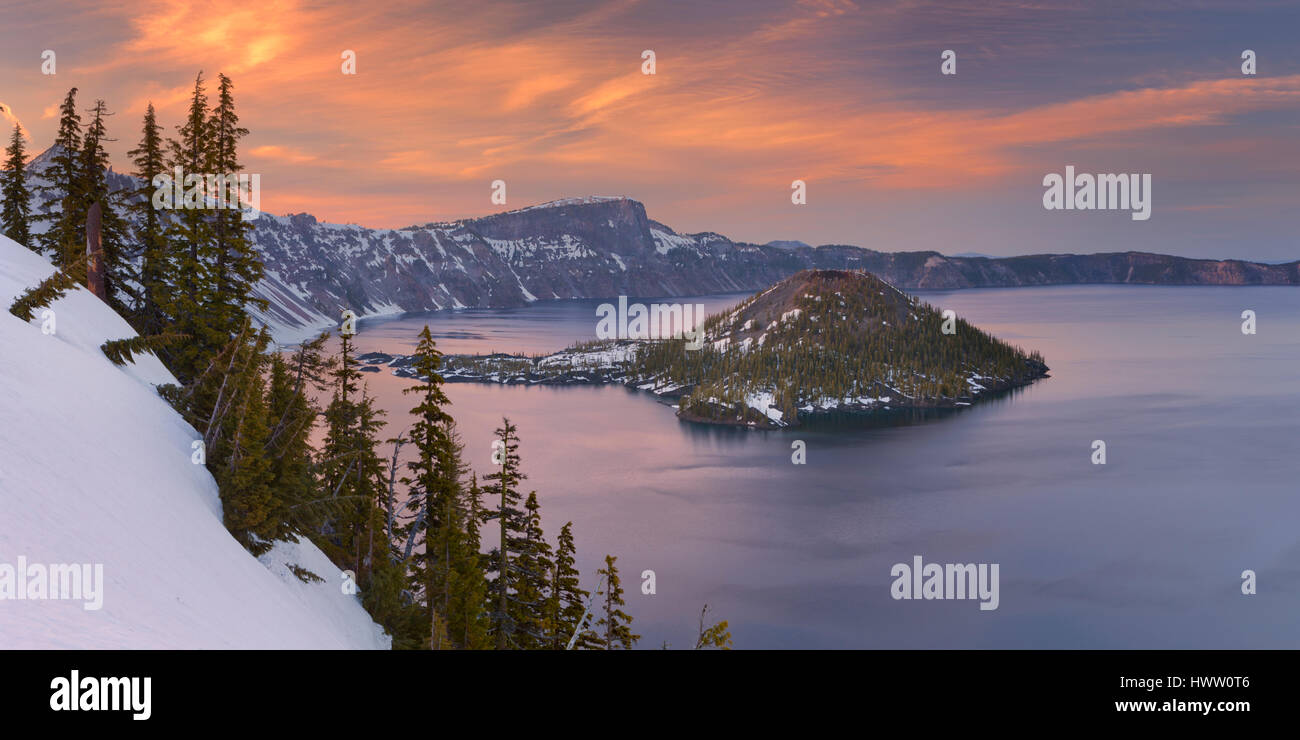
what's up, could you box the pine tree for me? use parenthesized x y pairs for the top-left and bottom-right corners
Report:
(317, 333), (388, 589)
(35, 88), (84, 263)
(445, 480), (491, 650)
(594, 555), (639, 650)
(546, 521), (591, 649)
(427, 420), (490, 649)
(1, 123), (33, 250)
(262, 346), (323, 539)
(126, 102), (171, 335)
(163, 73), (215, 382)
(512, 491), (553, 648)
(484, 416), (529, 649)
(397, 325), (455, 646)
(78, 99), (133, 314)
(206, 73), (265, 340)
(210, 327), (277, 554)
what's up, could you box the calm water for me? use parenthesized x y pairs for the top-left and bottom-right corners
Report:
(337, 286), (1300, 649)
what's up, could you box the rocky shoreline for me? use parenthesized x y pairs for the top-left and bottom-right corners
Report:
(355, 347), (1050, 429)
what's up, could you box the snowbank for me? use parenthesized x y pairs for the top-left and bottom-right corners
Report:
(0, 235), (389, 649)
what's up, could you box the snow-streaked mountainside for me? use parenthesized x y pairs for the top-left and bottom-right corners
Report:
(22, 146), (1300, 344)
(0, 234), (389, 648)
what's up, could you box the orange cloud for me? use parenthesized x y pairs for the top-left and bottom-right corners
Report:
(5, 0), (1297, 236)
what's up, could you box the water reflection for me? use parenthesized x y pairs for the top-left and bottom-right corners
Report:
(316, 285), (1300, 648)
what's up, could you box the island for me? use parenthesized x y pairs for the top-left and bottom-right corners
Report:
(363, 269), (1050, 428)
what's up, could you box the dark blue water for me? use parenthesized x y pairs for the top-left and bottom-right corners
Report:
(345, 286), (1300, 648)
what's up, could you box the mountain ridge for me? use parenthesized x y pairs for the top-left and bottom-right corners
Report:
(18, 146), (1300, 343)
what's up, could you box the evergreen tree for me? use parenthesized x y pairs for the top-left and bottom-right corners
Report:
(427, 420), (490, 649)
(126, 102), (170, 335)
(35, 88), (84, 263)
(1, 123), (33, 249)
(546, 521), (591, 649)
(483, 417), (529, 649)
(593, 555), (639, 650)
(444, 484), (491, 649)
(397, 325), (454, 646)
(78, 99), (132, 313)
(163, 73), (215, 382)
(262, 343), (325, 539)
(512, 491), (553, 648)
(206, 73), (265, 339)
(318, 333), (389, 588)
(464, 473), (484, 557)
(208, 326), (277, 553)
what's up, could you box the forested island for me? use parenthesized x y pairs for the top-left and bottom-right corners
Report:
(371, 269), (1050, 429)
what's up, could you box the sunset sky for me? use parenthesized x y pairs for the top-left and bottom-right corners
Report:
(1, 0), (1297, 260)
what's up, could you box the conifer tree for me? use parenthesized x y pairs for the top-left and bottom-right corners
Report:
(594, 555), (639, 650)
(464, 473), (484, 557)
(206, 73), (265, 339)
(35, 88), (84, 262)
(78, 99), (132, 313)
(1, 123), (33, 249)
(262, 347), (323, 538)
(209, 326), (277, 553)
(427, 420), (490, 649)
(318, 333), (389, 588)
(484, 416), (529, 649)
(164, 73), (215, 382)
(450, 472), (492, 649)
(512, 491), (553, 648)
(443, 489), (491, 649)
(126, 102), (170, 335)
(397, 325), (455, 646)
(546, 521), (591, 649)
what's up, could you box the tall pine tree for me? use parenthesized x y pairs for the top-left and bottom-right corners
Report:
(484, 417), (529, 649)
(126, 102), (170, 335)
(206, 73), (265, 339)
(164, 73), (215, 382)
(78, 99), (132, 313)
(397, 325), (455, 647)
(1, 123), (33, 249)
(35, 88), (84, 263)
(512, 491), (554, 649)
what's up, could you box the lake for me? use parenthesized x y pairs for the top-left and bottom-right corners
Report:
(337, 285), (1300, 648)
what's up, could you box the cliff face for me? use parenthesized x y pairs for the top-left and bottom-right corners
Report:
(22, 147), (1300, 341)
(249, 198), (1299, 336)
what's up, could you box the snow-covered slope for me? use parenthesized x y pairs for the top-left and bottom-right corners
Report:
(0, 235), (389, 649)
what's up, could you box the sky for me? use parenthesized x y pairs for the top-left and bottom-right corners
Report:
(1, 0), (1297, 261)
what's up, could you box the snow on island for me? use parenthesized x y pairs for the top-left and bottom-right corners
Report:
(0, 235), (389, 649)
(372, 269), (1049, 430)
